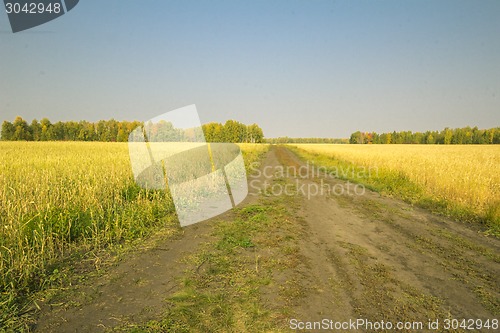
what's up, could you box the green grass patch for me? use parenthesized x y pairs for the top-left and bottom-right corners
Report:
(113, 194), (301, 332)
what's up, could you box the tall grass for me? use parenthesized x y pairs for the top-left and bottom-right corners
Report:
(238, 143), (270, 173)
(289, 144), (500, 234)
(0, 142), (175, 326)
(0, 142), (269, 329)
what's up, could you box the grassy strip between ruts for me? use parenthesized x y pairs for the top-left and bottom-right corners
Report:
(111, 179), (303, 332)
(286, 145), (499, 237)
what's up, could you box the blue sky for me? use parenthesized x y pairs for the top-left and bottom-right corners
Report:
(1, 0), (499, 138)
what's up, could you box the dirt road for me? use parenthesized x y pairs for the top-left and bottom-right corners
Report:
(34, 146), (499, 332)
(274, 146), (499, 331)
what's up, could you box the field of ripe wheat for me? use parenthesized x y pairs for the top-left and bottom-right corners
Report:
(0, 141), (268, 327)
(290, 144), (500, 233)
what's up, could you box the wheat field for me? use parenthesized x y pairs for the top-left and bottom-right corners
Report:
(0, 142), (172, 300)
(291, 144), (500, 231)
(0, 141), (268, 324)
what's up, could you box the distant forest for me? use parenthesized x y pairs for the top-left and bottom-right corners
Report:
(350, 127), (500, 144)
(0, 117), (264, 143)
(265, 137), (348, 144)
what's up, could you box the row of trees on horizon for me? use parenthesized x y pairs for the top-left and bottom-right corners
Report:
(3, 117), (498, 145)
(0, 117), (264, 143)
(350, 126), (500, 144)
(265, 137), (348, 144)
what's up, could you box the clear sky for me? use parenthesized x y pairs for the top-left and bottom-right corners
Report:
(1, 0), (499, 138)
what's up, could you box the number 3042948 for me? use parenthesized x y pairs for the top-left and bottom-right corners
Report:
(5, 2), (62, 14)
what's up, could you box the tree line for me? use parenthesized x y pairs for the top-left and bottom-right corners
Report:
(349, 126), (500, 144)
(202, 120), (263, 143)
(265, 137), (348, 144)
(1, 117), (264, 143)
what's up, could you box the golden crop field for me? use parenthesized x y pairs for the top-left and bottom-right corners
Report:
(0, 141), (268, 323)
(290, 144), (500, 232)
